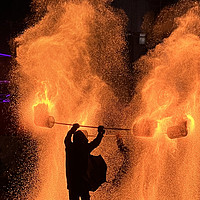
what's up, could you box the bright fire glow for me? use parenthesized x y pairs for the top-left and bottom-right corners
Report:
(12, 0), (200, 200)
(32, 81), (55, 112)
(186, 114), (195, 132)
(127, 3), (200, 200)
(13, 0), (127, 199)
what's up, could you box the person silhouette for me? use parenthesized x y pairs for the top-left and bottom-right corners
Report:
(64, 123), (105, 200)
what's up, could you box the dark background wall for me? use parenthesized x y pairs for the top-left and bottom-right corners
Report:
(112, 0), (179, 62)
(112, 0), (178, 33)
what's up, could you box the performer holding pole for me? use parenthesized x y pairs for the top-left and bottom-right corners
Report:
(64, 123), (106, 200)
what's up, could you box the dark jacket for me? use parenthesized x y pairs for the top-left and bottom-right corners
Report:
(64, 128), (104, 192)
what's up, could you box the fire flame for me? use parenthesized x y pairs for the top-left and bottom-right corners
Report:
(12, 0), (200, 199)
(13, 0), (127, 199)
(126, 4), (200, 200)
(32, 81), (55, 112)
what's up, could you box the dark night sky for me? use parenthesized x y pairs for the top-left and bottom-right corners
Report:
(0, 0), (31, 21)
(0, 0), (180, 55)
(0, 0), (32, 54)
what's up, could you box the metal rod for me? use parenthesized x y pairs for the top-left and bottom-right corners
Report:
(54, 121), (131, 131)
(88, 134), (133, 137)
(103, 127), (131, 131)
(88, 134), (115, 137)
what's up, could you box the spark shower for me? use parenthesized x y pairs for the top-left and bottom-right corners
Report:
(10, 0), (200, 199)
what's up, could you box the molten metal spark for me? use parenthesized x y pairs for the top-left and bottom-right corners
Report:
(14, 1), (128, 199)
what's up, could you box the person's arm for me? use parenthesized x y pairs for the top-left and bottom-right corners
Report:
(88, 126), (105, 152)
(64, 123), (80, 146)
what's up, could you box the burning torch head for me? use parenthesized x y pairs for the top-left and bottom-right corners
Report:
(47, 116), (55, 128)
(132, 118), (157, 137)
(167, 121), (188, 139)
(34, 103), (55, 128)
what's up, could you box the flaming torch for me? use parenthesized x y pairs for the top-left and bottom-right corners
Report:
(33, 103), (131, 131)
(34, 103), (189, 139)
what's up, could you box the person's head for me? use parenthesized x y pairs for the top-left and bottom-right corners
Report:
(73, 130), (88, 145)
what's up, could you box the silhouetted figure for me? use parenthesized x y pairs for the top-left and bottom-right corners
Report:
(64, 124), (105, 200)
(112, 133), (130, 187)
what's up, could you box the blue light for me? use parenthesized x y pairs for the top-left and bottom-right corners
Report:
(0, 53), (11, 57)
(0, 80), (10, 84)
(2, 99), (10, 103)
(0, 94), (10, 103)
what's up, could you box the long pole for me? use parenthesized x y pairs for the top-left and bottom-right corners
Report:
(54, 122), (131, 131)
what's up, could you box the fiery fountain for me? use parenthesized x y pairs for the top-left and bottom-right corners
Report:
(10, 0), (200, 199)
(12, 0), (130, 199)
(122, 2), (200, 200)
